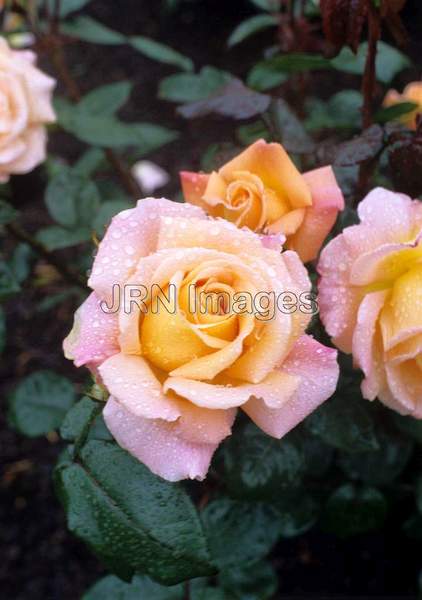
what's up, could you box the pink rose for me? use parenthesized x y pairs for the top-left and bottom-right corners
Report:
(0, 38), (56, 182)
(318, 187), (422, 417)
(180, 139), (344, 263)
(64, 198), (339, 481)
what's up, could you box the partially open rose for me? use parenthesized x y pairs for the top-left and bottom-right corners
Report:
(383, 81), (422, 130)
(64, 198), (339, 481)
(0, 38), (55, 182)
(318, 188), (422, 417)
(180, 139), (344, 263)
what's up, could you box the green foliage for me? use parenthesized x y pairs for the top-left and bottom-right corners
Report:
(43, 0), (91, 18)
(130, 36), (193, 71)
(0, 199), (19, 225)
(273, 489), (319, 537)
(248, 54), (330, 91)
(266, 98), (315, 153)
(249, 0), (281, 11)
(306, 384), (379, 453)
(227, 15), (278, 47)
(306, 90), (363, 131)
(82, 574), (184, 599)
(202, 498), (280, 569)
(0, 260), (21, 300)
(224, 423), (304, 499)
(218, 561), (277, 600)
(8, 370), (76, 437)
(61, 16), (126, 44)
(78, 81), (133, 115)
(332, 41), (411, 84)
(321, 484), (388, 537)
(159, 66), (232, 103)
(55, 439), (215, 583)
(375, 102), (418, 124)
(54, 97), (178, 149)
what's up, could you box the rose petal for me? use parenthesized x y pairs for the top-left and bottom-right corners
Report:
(63, 292), (119, 370)
(243, 335), (338, 438)
(99, 353), (180, 421)
(103, 396), (217, 482)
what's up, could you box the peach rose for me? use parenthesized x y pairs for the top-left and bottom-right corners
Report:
(64, 198), (339, 481)
(0, 38), (56, 182)
(383, 82), (422, 130)
(318, 188), (422, 417)
(180, 139), (344, 263)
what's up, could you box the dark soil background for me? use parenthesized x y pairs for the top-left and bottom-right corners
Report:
(1, 1), (422, 598)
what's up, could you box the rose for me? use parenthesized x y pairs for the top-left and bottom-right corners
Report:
(318, 187), (422, 417)
(383, 82), (422, 130)
(0, 38), (56, 182)
(64, 198), (339, 481)
(180, 139), (344, 263)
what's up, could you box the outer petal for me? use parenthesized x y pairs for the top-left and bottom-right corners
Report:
(98, 353), (180, 421)
(63, 292), (119, 370)
(352, 290), (389, 400)
(243, 335), (339, 438)
(180, 171), (211, 211)
(5, 126), (46, 174)
(288, 166), (344, 262)
(318, 234), (363, 353)
(103, 397), (217, 482)
(219, 139), (312, 209)
(385, 360), (422, 417)
(88, 198), (206, 301)
(173, 398), (236, 445)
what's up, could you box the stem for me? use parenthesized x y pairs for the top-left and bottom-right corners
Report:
(184, 580), (191, 600)
(361, 5), (381, 129)
(46, 36), (140, 199)
(6, 222), (86, 289)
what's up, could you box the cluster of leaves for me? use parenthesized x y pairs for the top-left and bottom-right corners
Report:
(2, 0), (422, 598)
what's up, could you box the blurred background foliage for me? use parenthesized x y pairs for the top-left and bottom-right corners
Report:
(1, 0), (422, 598)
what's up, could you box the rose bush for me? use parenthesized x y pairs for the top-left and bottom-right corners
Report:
(180, 139), (344, 262)
(64, 198), (339, 481)
(0, 38), (55, 182)
(318, 187), (422, 417)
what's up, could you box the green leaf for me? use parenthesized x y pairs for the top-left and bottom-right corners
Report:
(0, 198), (19, 224)
(375, 101), (418, 124)
(93, 200), (133, 235)
(273, 489), (319, 537)
(224, 423), (304, 499)
(130, 36), (193, 71)
(236, 120), (269, 145)
(202, 498), (280, 569)
(8, 370), (76, 437)
(332, 41), (411, 84)
(45, 169), (100, 228)
(177, 78), (270, 120)
(55, 440), (214, 583)
(78, 81), (132, 116)
(55, 97), (178, 149)
(37, 225), (91, 250)
(60, 396), (103, 454)
(305, 384), (379, 453)
(218, 560), (277, 600)
(228, 14), (278, 47)
(0, 260), (20, 300)
(338, 426), (413, 486)
(83, 574), (184, 600)
(73, 148), (106, 177)
(10, 243), (33, 283)
(248, 54), (331, 91)
(249, 0), (281, 10)
(266, 98), (315, 153)
(61, 16), (126, 44)
(0, 305), (6, 354)
(306, 90), (363, 131)
(321, 484), (388, 537)
(159, 66), (232, 103)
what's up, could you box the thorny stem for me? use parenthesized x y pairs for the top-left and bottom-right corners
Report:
(44, 33), (141, 200)
(6, 222), (86, 288)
